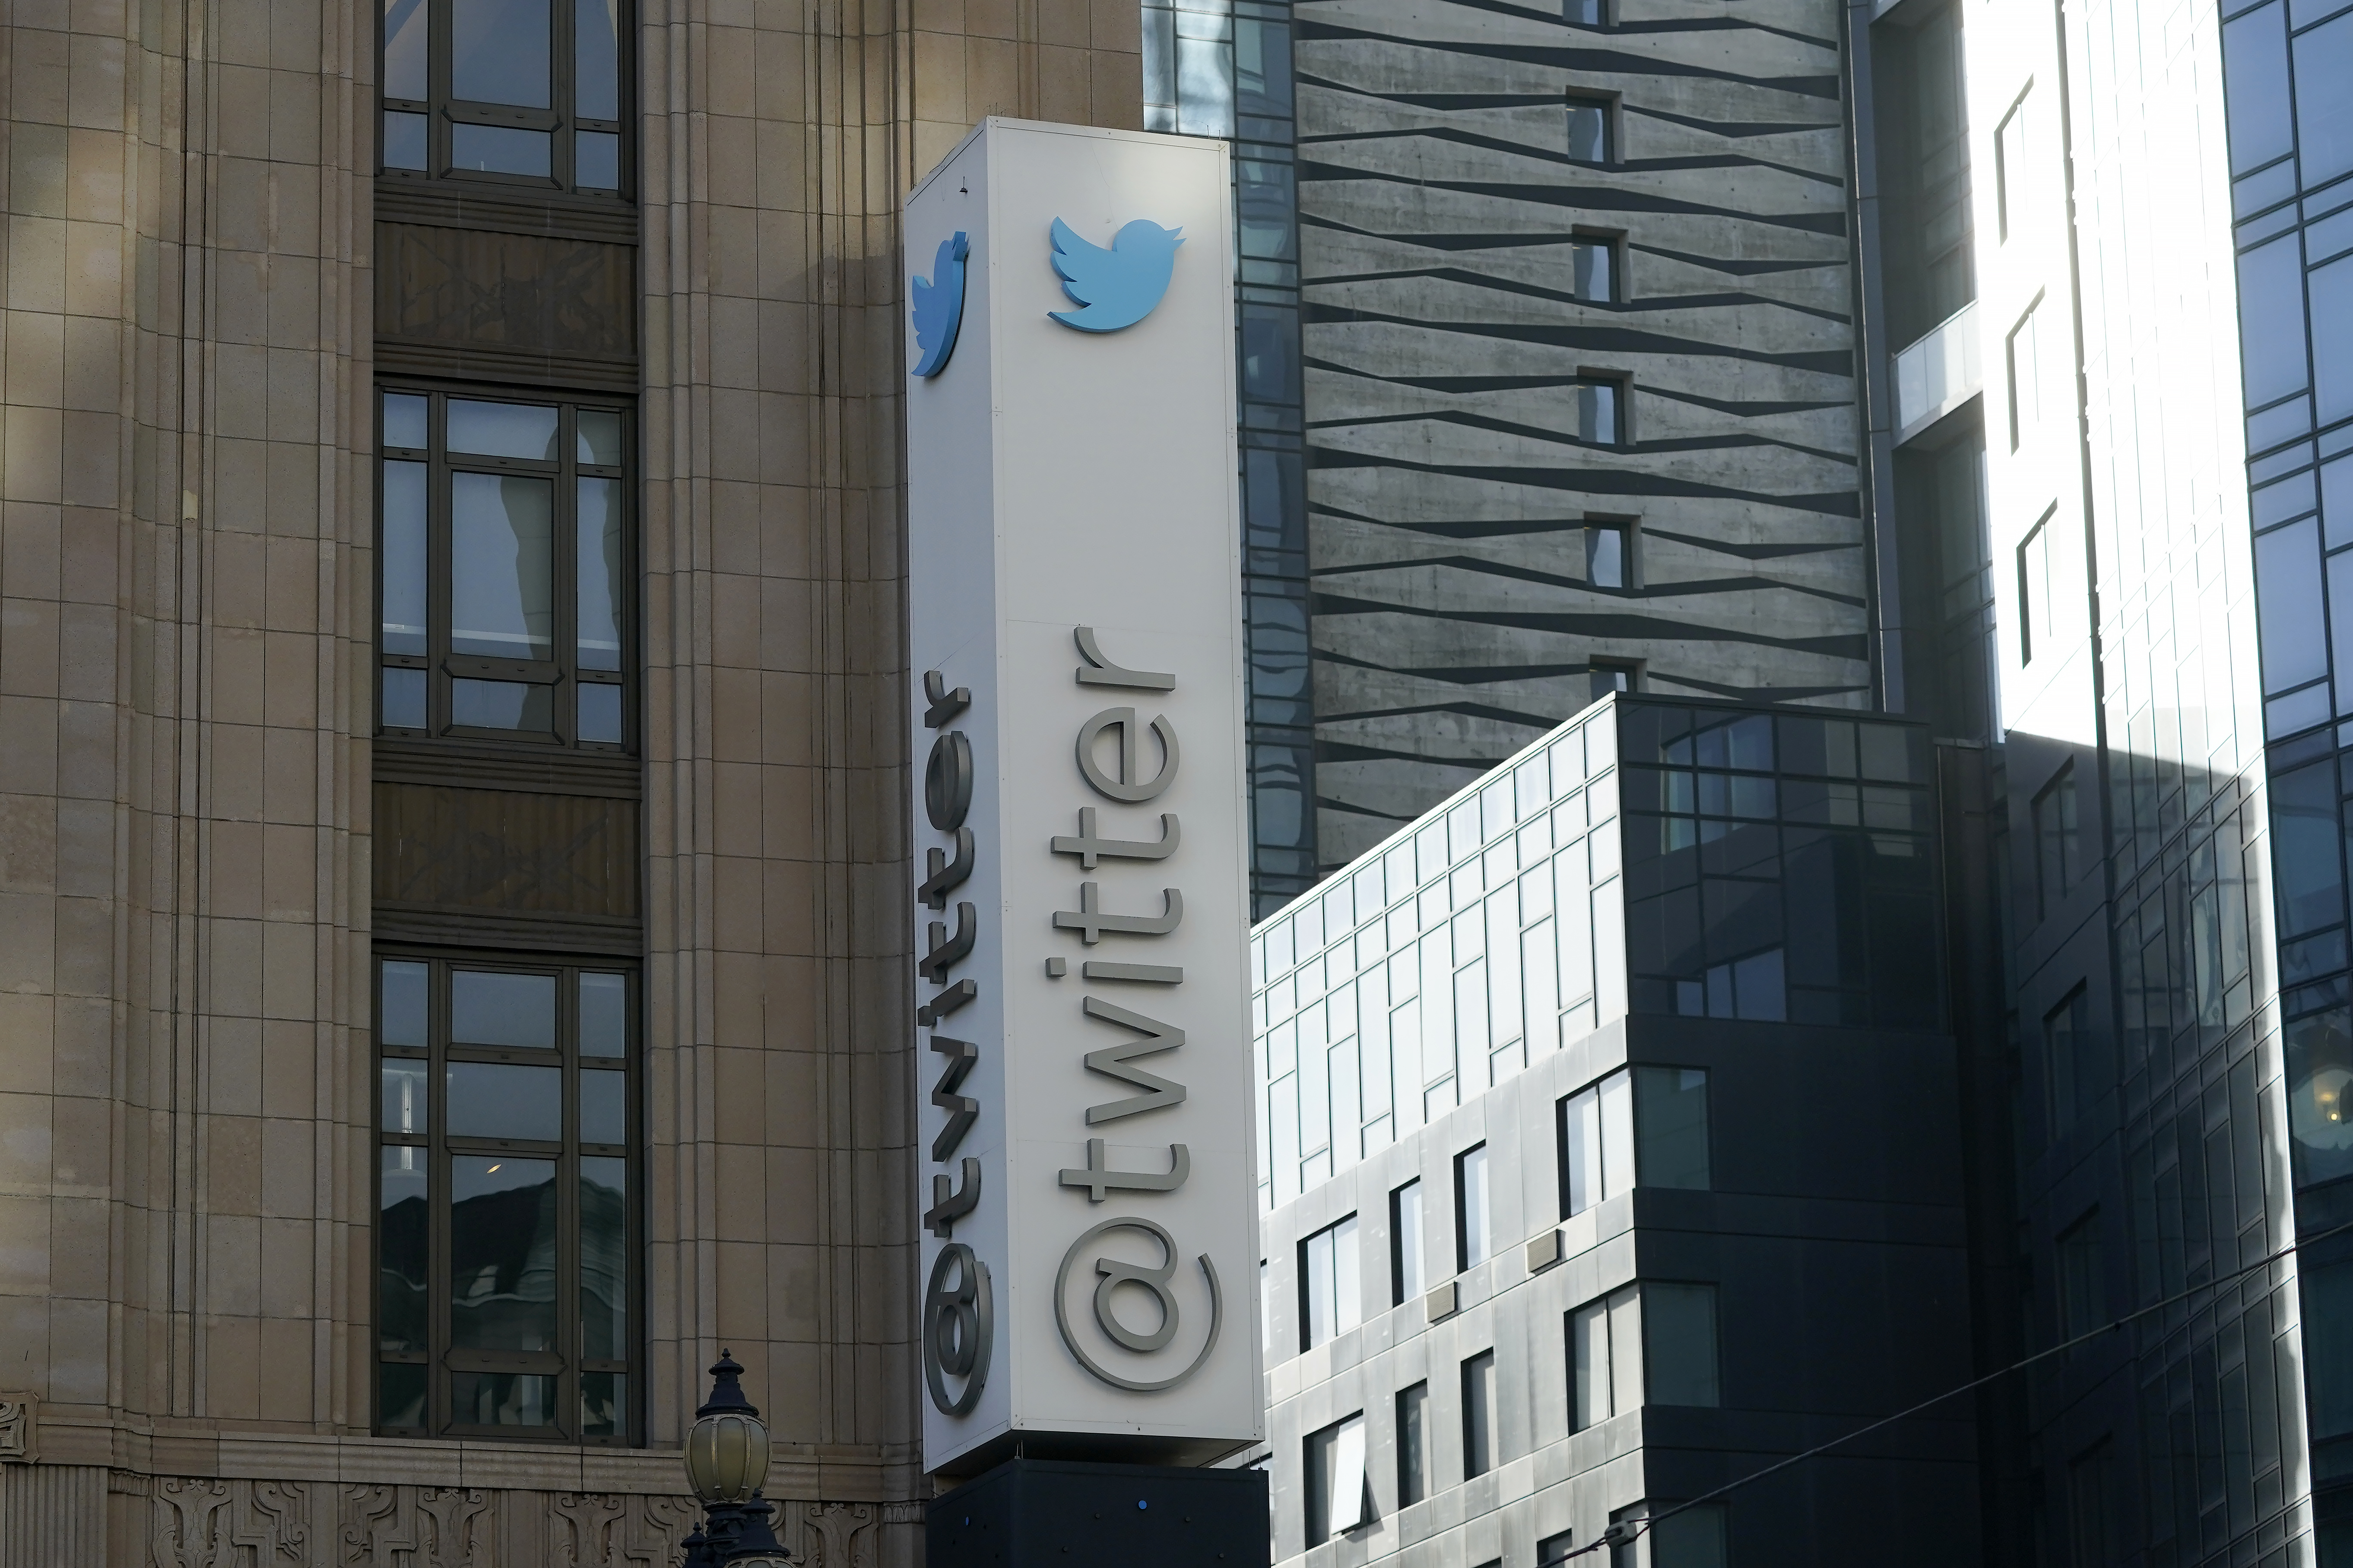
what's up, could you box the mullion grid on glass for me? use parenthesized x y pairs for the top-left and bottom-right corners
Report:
(381, 0), (627, 192)
(374, 954), (637, 1443)
(1253, 706), (1619, 1208)
(377, 386), (631, 749)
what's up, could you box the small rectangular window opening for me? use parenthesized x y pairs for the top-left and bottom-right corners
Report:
(2017, 510), (2054, 666)
(1461, 1349), (1497, 1478)
(1566, 95), (1612, 163)
(1587, 521), (1630, 590)
(1391, 1180), (1425, 1304)
(1455, 1144), (1490, 1272)
(1396, 1381), (1430, 1505)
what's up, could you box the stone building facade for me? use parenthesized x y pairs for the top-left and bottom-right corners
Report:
(0, 0), (1138, 1555)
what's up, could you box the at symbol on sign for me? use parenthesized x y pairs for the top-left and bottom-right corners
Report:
(1053, 1217), (1223, 1393)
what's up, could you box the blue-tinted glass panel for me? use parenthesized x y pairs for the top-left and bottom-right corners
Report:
(1242, 306), (1300, 403)
(581, 1156), (628, 1360)
(384, 0), (429, 97)
(450, 969), (556, 1048)
(452, 123), (553, 177)
(576, 131), (622, 190)
(576, 0), (621, 117)
(452, 0), (552, 105)
(2307, 1254), (2353, 1442)
(448, 399), (559, 460)
(446, 1062), (562, 1141)
(2238, 234), (2309, 407)
(452, 678), (553, 731)
(579, 972), (628, 1055)
(450, 1371), (556, 1425)
(381, 667), (426, 730)
(381, 460), (428, 654)
(1567, 101), (1608, 163)
(1237, 160), (1297, 261)
(2255, 517), (2328, 691)
(450, 472), (553, 657)
(2313, 253), (2353, 425)
(381, 960), (429, 1046)
(2286, 1007), (2353, 1187)
(382, 111), (428, 170)
(577, 682), (623, 743)
(2223, 3), (2294, 174)
(379, 1147), (428, 1352)
(1234, 16), (1292, 119)
(2273, 759), (2346, 934)
(2295, 11), (2353, 187)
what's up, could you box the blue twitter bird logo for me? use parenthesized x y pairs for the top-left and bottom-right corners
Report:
(910, 231), (970, 378)
(1047, 217), (1183, 333)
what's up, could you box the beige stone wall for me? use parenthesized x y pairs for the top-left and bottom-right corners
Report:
(0, 0), (1140, 1549)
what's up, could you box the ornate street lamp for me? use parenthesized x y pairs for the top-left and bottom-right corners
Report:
(680, 1351), (793, 1568)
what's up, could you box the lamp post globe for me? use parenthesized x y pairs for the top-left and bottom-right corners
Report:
(679, 1352), (792, 1568)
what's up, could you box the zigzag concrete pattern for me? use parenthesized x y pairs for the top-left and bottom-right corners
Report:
(1295, 0), (1870, 868)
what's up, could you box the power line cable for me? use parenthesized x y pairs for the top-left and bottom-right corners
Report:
(1557, 1214), (2353, 1558)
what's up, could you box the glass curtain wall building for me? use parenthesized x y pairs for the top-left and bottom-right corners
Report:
(1234, 0), (2353, 1561)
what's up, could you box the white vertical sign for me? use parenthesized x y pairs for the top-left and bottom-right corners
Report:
(904, 119), (1262, 1474)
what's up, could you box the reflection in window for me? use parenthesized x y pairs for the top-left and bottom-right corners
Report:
(2286, 1006), (2353, 1188)
(376, 956), (636, 1440)
(1460, 1349), (1496, 1477)
(1299, 1214), (1361, 1349)
(1396, 1381), (1429, 1505)
(1560, 1071), (1633, 1216)
(1570, 1285), (1640, 1429)
(1587, 523), (1628, 589)
(379, 0), (628, 190)
(1455, 1144), (1490, 1271)
(1304, 1412), (1370, 1546)
(2033, 765), (2080, 920)
(1570, 239), (1616, 302)
(1573, 380), (1623, 446)
(1632, 1066), (1709, 1189)
(378, 388), (631, 749)
(1566, 96), (1611, 163)
(1391, 1180), (1425, 1302)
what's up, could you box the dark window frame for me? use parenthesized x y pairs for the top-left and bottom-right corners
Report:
(376, 382), (636, 752)
(378, 0), (634, 195)
(1460, 1348), (1497, 1479)
(1585, 516), (1637, 591)
(1396, 1380), (1430, 1505)
(1390, 1178), (1424, 1305)
(1565, 92), (1616, 165)
(374, 950), (642, 1444)
(1454, 1143), (1489, 1273)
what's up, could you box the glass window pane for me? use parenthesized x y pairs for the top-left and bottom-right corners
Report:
(381, 960), (429, 1046)
(2255, 517), (2328, 693)
(2294, 11), (2353, 189)
(381, 667), (426, 729)
(451, 123), (553, 177)
(451, 0), (552, 106)
(451, 678), (554, 731)
(575, 0), (621, 117)
(383, 0), (429, 97)
(1644, 1282), (1719, 1405)
(2271, 761), (2345, 935)
(381, 1061), (428, 1134)
(449, 399), (560, 460)
(1633, 1065), (1709, 1189)
(383, 111), (429, 170)
(1599, 1068), (1635, 1198)
(450, 969), (556, 1047)
(2314, 255), (2353, 428)
(579, 972), (628, 1055)
(580, 1068), (626, 1144)
(1606, 1286), (1643, 1415)
(578, 476), (624, 669)
(1562, 1087), (1601, 1215)
(1392, 1179), (1424, 1301)
(576, 130), (622, 190)
(379, 1361), (427, 1428)
(2223, 3), (2293, 174)
(1456, 1144), (1489, 1269)
(450, 1370), (557, 1425)
(577, 409), (625, 466)
(581, 1154), (628, 1360)
(1567, 102), (1607, 162)
(578, 683), (623, 743)
(381, 459), (428, 654)
(1572, 242), (1611, 303)
(1571, 1301), (1608, 1428)
(379, 1147), (429, 1352)
(448, 1156), (558, 1349)
(1396, 1382), (1427, 1504)
(450, 473), (553, 658)
(382, 392), (429, 450)
(446, 1062), (562, 1140)
(2238, 235), (2309, 409)
(1579, 383), (1619, 444)
(2286, 1008), (2353, 1188)
(581, 1370), (625, 1438)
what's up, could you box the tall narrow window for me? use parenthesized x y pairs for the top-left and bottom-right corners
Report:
(2007, 299), (2049, 450)
(1586, 523), (1630, 590)
(1995, 86), (2035, 241)
(1460, 1349), (1497, 1478)
(1299, 1214), (1361, 1350)
(1304, 1413), (1370, 1546)
(2017, 510), (2054, 665)
(376, 955), (637, 1440)
(1392, 1179), (1425, 1303)
(1566, 95), (1612, 163)
(1632, 1066), (1710, 1189)
(379, 388), (633, 748)
(1573, 379), (1624, 446)
(1396, 1381), (1430, 1505)
(1569, 1285), (1641, 1429)
(380, 0), (630, 191)
(2033, 765), (2079, 920)
(2043, 984), (2091, 1132)
(1559, 1071), (1635, 1216)
(1455, 1144), (1490, 1271)
(1569, 238), (1617, 303)
(2057, 1207), (2106, 1342)
(1643, 1283), (1720, 1407)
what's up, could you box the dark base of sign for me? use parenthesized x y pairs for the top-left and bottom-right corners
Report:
(928, 1458), (1270, 1568)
